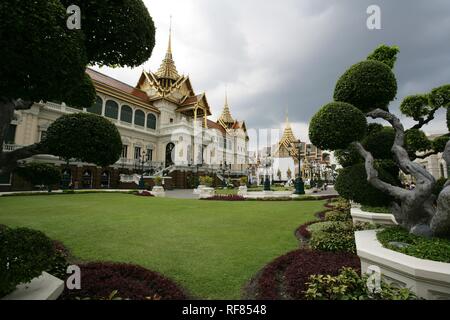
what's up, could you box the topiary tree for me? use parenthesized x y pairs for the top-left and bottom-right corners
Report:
(44, 113), (123, 167)
(0, 0), (155, 173)
(309, 44), (450, 238)
(15, 163), (61, 190)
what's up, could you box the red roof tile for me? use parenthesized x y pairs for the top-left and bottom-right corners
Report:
(86, 68), (151, 104)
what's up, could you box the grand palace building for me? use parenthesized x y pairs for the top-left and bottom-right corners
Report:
(0, 32), (249, 191)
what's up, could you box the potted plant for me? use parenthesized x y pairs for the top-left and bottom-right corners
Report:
(151, 176), (165, 197)
(238, 176), (248, 196)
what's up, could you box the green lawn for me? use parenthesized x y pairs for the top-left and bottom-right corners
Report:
(0, 194), (324, 299)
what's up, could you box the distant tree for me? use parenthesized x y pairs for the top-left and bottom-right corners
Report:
(0, 0), (156, 173)
(309, 44), (450, 238)
(16, 163), (61, 190)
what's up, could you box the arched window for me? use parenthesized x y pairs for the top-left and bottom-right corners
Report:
(105, 100), (119, 119)
(120, 105), (132, 123)
(101, 171), (110, 188)
(134, 110), (145, 127)
(82, 170), (92, 189)
(88, 96), (103, 115)
(147, 113), (157, 130)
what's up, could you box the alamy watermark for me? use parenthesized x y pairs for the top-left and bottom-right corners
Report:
(66, 5), (81, 30)
(367, 5), (382, 30)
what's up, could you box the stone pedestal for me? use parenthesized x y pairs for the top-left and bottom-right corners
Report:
(238, 185), (248, 196)
(1, 272), (64, 300)
(351, 207), (397, 226)
(198, 187), (215, 199)
(151, 186), (165, 197)
(193, 185), (206, 195)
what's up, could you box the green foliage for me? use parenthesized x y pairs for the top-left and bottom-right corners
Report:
(304, 267), (417, 300)
(325, 210), (351, 222)
(44, 113), (122, 167)
(334, 60), (397, 112)
(0, 228), (55, 297)
(360, 205), (391, 214)
(367, 45), (400, 69)
(377, 227), (450, 263)
(335, 163), (397, 207)
(0, 0), (91, 106)
(15, 163), (61, 187)
(154, 176), (162, 187)
(309, 102), (367, 150)
(59, 0), (155, 67)
(199, 176), (213, 187)
(309, 221), (358, 253)
(334, 145), (363, 168)
(400, 94), (431, 121)
(404, 129), (432, 156)
(429, 84), (450, 108)
(240, 176), (248, 186)
(363, 127), (395, 160)
(431, 135), (450, 153)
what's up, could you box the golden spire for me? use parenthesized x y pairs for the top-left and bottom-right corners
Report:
(156, 16), (180, 80)
(278, 108), (298, 156)
(218, 89), (235, 126)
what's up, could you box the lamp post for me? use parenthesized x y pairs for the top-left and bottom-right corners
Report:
(139, 150), (147, 190)
(263, 156), (272, 191)
(292, 140), (305, 195)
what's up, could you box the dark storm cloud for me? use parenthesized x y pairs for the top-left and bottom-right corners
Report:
(98, 0), (450, 139)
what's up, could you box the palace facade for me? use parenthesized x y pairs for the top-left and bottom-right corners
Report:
(0, 32), (249, 191)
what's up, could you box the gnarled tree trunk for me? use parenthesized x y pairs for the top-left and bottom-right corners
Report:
(354, 108), (450, 238)
(0, 98), (45, 174)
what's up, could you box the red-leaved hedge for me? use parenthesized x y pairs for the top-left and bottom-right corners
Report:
(255, 249), (360, 300)
(60, 262), (187, 300)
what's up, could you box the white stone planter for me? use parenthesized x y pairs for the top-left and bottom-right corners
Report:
(355, 230), (450, 300)
(193, 185), (206, 195)
(351, 207), (397, 226)
(151, 186), (165, 197)
(198, 187), (215, 199)
(1, 272), (64, 300)
(238, 186), (248, 196)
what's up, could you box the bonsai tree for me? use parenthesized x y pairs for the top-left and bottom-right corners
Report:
(309, 45), (450, 238)
(0, 0), (155, 173)
(15, 163), (61, 191)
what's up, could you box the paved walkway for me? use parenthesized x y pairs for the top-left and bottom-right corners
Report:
(165, 189), (198, 199)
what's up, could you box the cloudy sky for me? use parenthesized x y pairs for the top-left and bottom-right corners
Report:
(93, 0), (450, 144)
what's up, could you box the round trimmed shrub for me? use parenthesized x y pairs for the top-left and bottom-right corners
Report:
(309, 102), (367, 150)
(363, 127), (395, 160)
(0, 228), (55, 297)
(44, 113), (123, 167)
(334, 60), (397, 112)
(325, 210), (351, 222)
(335, 163), (397, 207)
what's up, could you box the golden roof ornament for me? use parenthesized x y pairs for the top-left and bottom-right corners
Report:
(218, 90), (235, 126)
(155, 18), (180, 81)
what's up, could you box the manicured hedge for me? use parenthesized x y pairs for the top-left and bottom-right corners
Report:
(60, 262), (187, 300)
(253, 249), (360, 300)
(334, 60), (397, 112)
(309, 102), (367, 151)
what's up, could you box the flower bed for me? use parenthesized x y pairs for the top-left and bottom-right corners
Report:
(60, 262), (187, 300)
(202, 194), (245, 201)
(250, 249), (360, 300)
